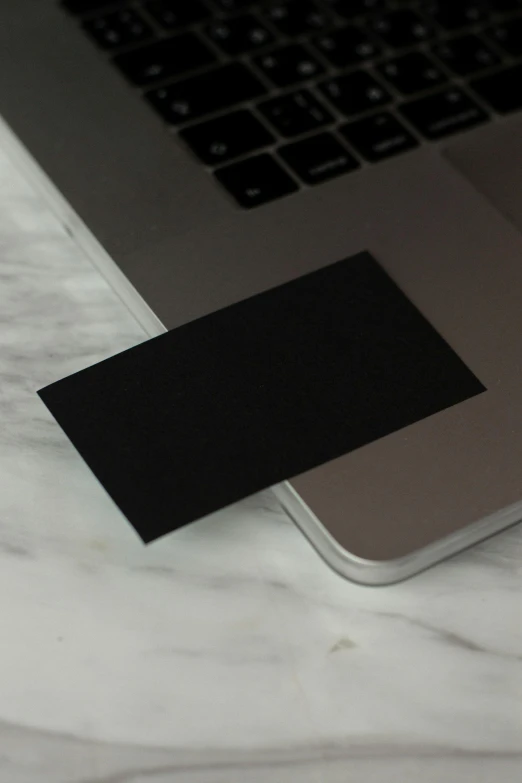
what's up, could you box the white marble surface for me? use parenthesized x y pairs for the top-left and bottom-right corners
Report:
(0, 139), (521, 783)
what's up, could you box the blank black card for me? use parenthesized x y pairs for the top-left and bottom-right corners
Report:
(38, 252), (484, 542)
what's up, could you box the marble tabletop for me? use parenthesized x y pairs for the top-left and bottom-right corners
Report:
(0, 138), (521, 783)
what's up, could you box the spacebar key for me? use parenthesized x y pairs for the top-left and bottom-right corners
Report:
(146, 63), (266, 125)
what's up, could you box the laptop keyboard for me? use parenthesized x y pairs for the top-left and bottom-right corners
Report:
(62, 0), (522, 208)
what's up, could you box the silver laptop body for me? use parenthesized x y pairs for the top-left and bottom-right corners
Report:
(2, 0), (522, 583)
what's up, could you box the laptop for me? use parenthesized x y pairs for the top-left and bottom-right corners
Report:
(2, 0), (522, 584)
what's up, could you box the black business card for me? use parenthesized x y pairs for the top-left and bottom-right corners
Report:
(38, 252), (485, 542)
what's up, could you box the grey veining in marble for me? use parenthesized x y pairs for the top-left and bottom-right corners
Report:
(0, 137), (521, 783)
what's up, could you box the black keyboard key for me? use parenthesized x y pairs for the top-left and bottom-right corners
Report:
(211, 0), (255, 10)
(205, 15), (274, 55)
(484, 20), (522, 57)
(215, 154), (298, 207)
(147, 63), (266, 124)
(428, 1), (487, 31)
(114, 33), (215, 85)
(180, 110), (274, 165)
(432, 35), (500, 76)
(84, 9), (153, 50)
(488, 0), (522, 10)
(400, 88), (488, 139)
(328, 0), (386, 20)
(254, 45), (324, 88)
(62, 0), (119, 13)
(258, 89), (333, 137)
(263, 2), (331, 36)
(278, 133), (359, 185)
(144, 1), (210, 30)
(471, 64), (522, 113)
(341, 112), (418, 161)
(378, 52), (447, 95)
(313, 25), (381, 68)
(372, 10), (434, 49)
(319, 71), (391, 116)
